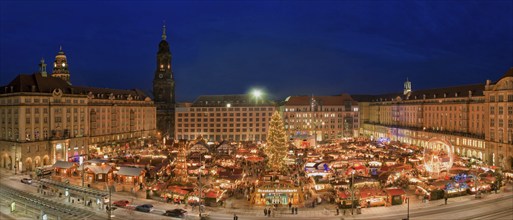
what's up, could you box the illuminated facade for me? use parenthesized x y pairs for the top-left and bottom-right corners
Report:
(175, 95), (275, 142)
(0, 49), (156, 173)
(281, 94), (360, 143)
(356, 68), (513, 170)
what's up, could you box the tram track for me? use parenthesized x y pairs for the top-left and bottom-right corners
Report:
(0, 182), (104, 220)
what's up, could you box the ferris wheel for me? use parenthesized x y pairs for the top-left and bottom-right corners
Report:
(423, 138), (454, 177)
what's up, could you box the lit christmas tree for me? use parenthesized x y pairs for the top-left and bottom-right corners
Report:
(173, 141), (189, 183)
(264, 111), (288, 172)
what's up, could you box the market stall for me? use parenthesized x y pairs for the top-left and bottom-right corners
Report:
(385, 188), (406, 205)
(253, 183), (302, 206)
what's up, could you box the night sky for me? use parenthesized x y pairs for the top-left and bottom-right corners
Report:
(1, 1), (512, 102)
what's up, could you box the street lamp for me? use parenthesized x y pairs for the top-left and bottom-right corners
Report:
(406, 197), (410, 220)
(199, 154), (205, 218)
(351, 169), (355, 215)
(251, 89), (262, 105)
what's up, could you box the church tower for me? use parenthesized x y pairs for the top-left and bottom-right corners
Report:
(51, 46), (71, 84)
(39, 57), (48, 77)
(403, 78), (412, 95)
(153, 23), (176, 139)
(403, 77), (412, 100)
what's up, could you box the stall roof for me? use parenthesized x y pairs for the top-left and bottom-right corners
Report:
(86, 165), (112, 174)
(53, 161), (76, 169)
(385, 188), (406, 196)
(168, 186), (189, 195)
(305, 163), (317, 167)
(117, 167), (144, 176)
(205, 190), (223, 198)
(359, 188), (386, 198)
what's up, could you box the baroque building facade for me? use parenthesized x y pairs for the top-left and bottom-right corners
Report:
(174, 95), (275, 142)
(281, 94), (359, 144)
(153, 24), (176, 140)
(355, 68), (513, 170)
(0, 48), (156, 173)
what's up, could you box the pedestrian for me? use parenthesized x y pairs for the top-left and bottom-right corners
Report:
(288, 201), (292, 210)
(295, 207), (298, 214)
(264, 208), (268, 217)
(233, 213), (238, 220)
(444, 196), (448, 205)
(343, 208), (346, 215)
(291, 207), (294, 214)
(268, 208), (272, 217)
(336, 206), (339, 215)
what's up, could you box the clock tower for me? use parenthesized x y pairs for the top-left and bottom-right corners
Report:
(152, 23), (176, 139)
(52, 46), (71, 84)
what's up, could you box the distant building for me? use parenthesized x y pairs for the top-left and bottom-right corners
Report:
(175, 95), (276, 142)
(354, 68), (513, 170)
(0, 48), (156, 173)
(281, 94), (360, 144)
(152, 24), (176, 140)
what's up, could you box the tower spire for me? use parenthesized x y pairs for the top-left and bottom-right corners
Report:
(162, 21), (167, 40)
(39, 57), (47, 77)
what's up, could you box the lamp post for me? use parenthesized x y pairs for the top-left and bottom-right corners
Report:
(351, 169), (355, 215)
(406, 197), (410, 220)
(108, 186), (112, 220)
(199, 154), (204, 218)
(474, 169), (481, 198)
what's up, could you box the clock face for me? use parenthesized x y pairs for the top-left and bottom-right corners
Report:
(159, 74), (163, 78)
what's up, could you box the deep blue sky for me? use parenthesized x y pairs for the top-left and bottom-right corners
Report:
(1, 0), (512, 101)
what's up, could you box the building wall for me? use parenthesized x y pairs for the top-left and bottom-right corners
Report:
(175, 105), (275, 142)
(0, 92), (156, 172)
(282, 104), (359, 141)
(359, 74), (513, 170)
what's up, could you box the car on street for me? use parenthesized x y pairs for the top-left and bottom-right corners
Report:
(21, 178), (32, 184)
(135, 204), (153, 213)
(113, 200), (130, 207)
(164, 209), (187, 218)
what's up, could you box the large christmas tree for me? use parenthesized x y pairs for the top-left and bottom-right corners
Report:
(264, 111), (288, 172)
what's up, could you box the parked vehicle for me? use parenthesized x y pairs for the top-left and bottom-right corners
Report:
(164, 209), (187, 218)
(21, 178), (32, 184)
(113, 200), (130, 207)
(36, 166), (53, 176)
(135, 204), (153, 213)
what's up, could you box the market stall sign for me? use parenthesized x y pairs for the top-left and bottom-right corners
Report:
(257, 189), (297, 193)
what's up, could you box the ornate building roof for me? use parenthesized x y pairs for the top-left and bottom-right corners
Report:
(352, 83), (485, 102)
(498, 67), (513, 81)
(1, 72), (150, 101)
